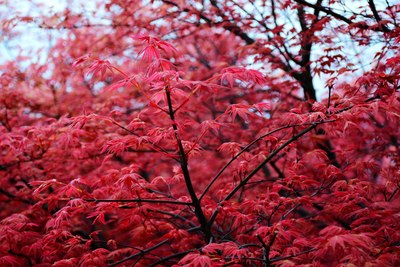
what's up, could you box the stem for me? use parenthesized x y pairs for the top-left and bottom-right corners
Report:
(257, 232), (277, 267)
(327, 85), (332, 109)
(148, 209), (197, 227)
(388, 188), (399, 201)
(200, 121), (330, 200)
(226, 124), (317, 201)
(293, 0), (390, 32)
(368, 0), (390, 32)
(84, 198), (192, 206)
(109, 119), (177, 161)
(208, 124), (318, 227)
(0, 188), (34, 205)
(270, 248), (317, 263)
(108, 239), (168, 267)
(164, 86), (212, 241)
(148, 249), (196, 267)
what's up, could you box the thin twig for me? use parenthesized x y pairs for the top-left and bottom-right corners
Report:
(148, 249), (197, 267)
(200, 121), (332, 200)
(108, 239), (169, 267)
(83, 198), (193, 206)
(270, 248), (317, 262)
(293, 0), (390, 32)
(208, 123), (319, 227)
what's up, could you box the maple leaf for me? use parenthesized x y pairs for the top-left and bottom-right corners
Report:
(133, 35), (177, 62)
(200, 120), (221, 135)
(146, 58), (176, 76)
(105, 75), (141, 92)
(179, 253), (213, 267)
(116, 173), (142, 189)
(46, 207), (71, 230)
(31, 179), (65, 196)
(226, 104), (252, 121)
(202, 243), (225, 254)
(220, 67), (266, 86)
(218, 142), (242, 157)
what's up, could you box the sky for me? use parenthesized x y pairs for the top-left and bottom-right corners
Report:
(0, 0), (100, 65)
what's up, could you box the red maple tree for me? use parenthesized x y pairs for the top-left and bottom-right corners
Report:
(1, 0), (399, 266)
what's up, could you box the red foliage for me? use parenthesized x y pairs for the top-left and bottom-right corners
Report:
(1, 0), (400, 266)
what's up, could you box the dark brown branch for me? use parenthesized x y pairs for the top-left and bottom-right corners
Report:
(108, 239), (169, 267)
(368, 0), (390, 32)
(269, 0), (301, 65)
(270, 248), (317, 263)
(388, 188), (399, 201)
(257, 231), (278, 266)
(224, 124), (317, 201)
(84, 198), (193, 206)
(200, 121), (331, 200)
(162, 0), (319, 100)
(208, 123), (320, 227)
(281, 203), (302, 220)
(0, 188), (34, 205)
(384, 0), (398, 27)
(209, 0), (255, 45)
(110, 119), (177, 160)
(298, 0), (322, 66)
(165, 85), (211, 241)
(148, 209), (197, 227)
(1, 108), (12, 131)
(148, 249), (196, 267)
(269, 161), (285, 178)
(293, 0), (390, 32)
(293, 0), (355, 25)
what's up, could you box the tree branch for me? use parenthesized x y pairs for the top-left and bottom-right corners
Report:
(148, 249), (196, 267)
(368, 0), (390, 32)
(293, 0), (390, 32)
(165, 85), (211, 241)
(270, 248), (317, 262)
(208, 123), (320, 227)
(0, 188), (34, 205)
(84, 198), (193, 206)
(200, 122), (329, 200)
(108, 239), (169, 267)
(257, 231), (278, 266)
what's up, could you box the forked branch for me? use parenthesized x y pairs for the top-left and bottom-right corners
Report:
(165, 86), (212, 241)
(208, 123), (319, 227)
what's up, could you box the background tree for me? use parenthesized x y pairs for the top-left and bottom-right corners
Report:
(0, 0), (399, 266)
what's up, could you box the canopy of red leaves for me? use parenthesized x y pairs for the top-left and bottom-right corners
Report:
(1, 0), (399, 266)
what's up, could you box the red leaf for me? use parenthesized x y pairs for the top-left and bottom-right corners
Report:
(179, 253), (213, 267)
